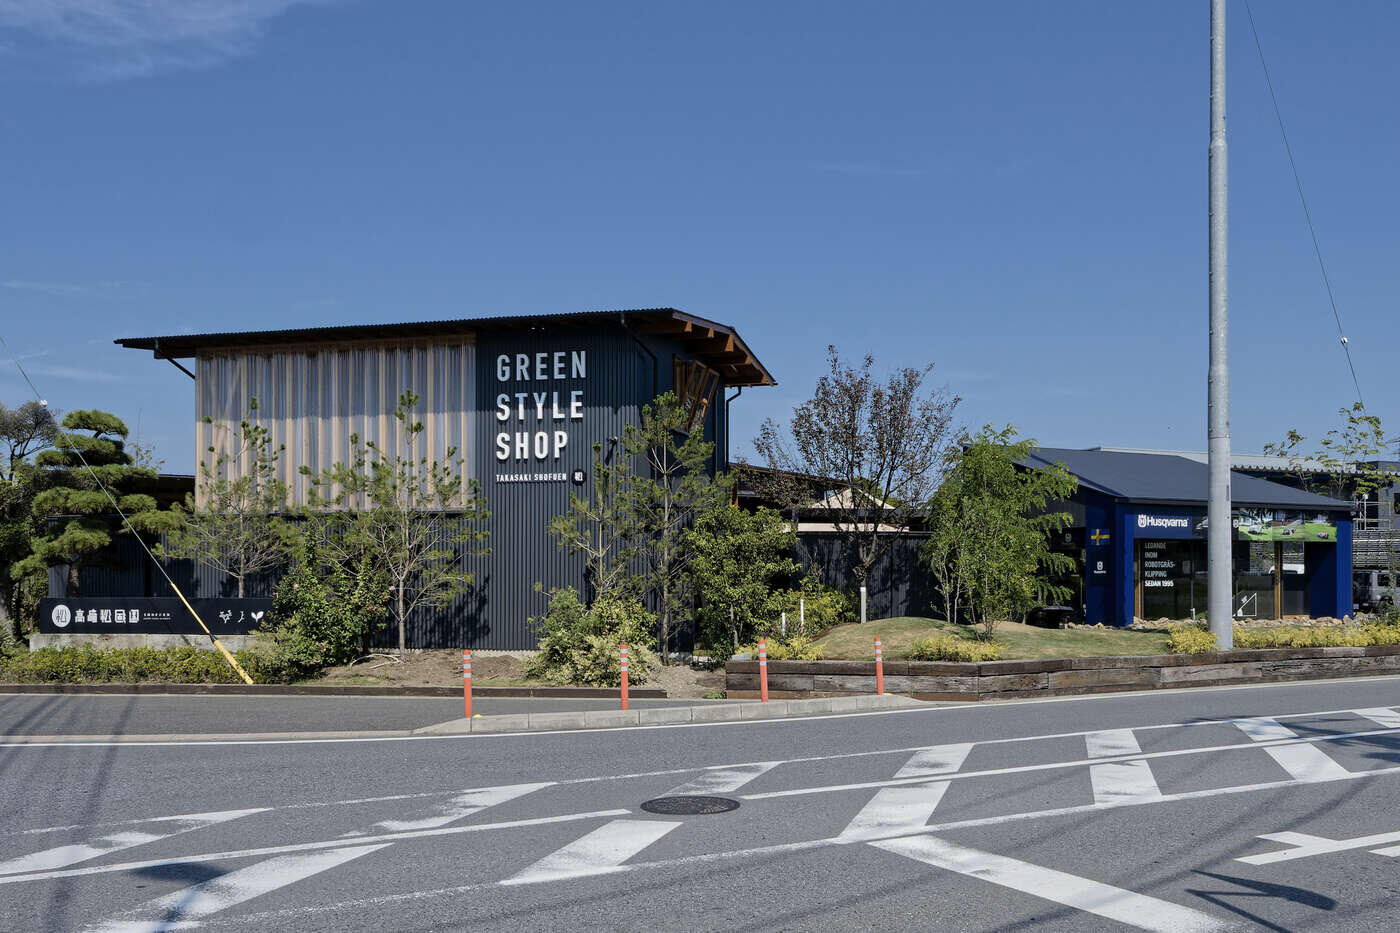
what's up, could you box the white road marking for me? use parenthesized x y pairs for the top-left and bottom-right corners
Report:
(1085, 728), (1140, 757)
(1085, 729), (1160, 803)
(893, 743), (972, 778)
(870, 835), (1228, 933)
(355, 782), (550, 834)
(743, 724), (1399, 801)
(0, 808), (631, 887)
(1090, 761), (1163, 804)
(502, 819), (681, 885)
(664, 762), (778, 796)
(0, 810), (265, 876)
(837, 781), (951, 841)
(83, 844), (388, 933)
(171, 765), (1400, 929)
(1239, 828), (1400, 864)
(1234, 717), (1297, 741)
(1353, 707), (1400, 729)
(1263, 745), (1351, 782)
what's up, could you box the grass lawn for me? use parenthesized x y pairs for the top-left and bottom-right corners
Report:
(815, 616), (1173, 661)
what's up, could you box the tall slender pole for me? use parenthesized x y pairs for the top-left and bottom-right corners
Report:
(1208, 0), (1234, 649)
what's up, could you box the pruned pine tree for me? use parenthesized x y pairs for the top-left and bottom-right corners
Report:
(15, 409), (175, 597)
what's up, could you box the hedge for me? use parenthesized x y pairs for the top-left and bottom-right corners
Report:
(0, 645), (295, 685)
(1168, 623), (1400, 654)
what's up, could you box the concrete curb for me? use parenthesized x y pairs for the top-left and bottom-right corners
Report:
(412, 693), (927, 735)
(0, 682), (667, 699)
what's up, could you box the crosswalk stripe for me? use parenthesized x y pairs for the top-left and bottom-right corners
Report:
(1234, 717), (1297, 742)
(838, 781), (951, 841)
(664, 763), (778, 796)
(1085, 729), (1140, 758)
(83, 844), (388, 933)
(1265, 744), (1351, 782)
(1089, 761), (1162, 804)
(1353, 707), (1400, 729)
(359, 782), (551, 834)
(871, 835), (1229, 933)
(893, 744), (973, 779)
(502, 819), (681, 885)
(0, 810), (265, 877)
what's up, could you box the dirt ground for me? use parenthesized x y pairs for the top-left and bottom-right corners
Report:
(314, 650), (724, 697)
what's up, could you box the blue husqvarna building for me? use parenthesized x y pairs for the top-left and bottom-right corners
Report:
(1022, 448), (1353, 626)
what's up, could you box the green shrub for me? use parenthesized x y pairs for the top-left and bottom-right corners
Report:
(525, 587), (659, 686)
(738, 632), (826, 661)
(266, 537), (391, 678)
(0, 644), (296, 684)
(1166, 626), (1220, 654)
(1167, 622), (1400, 654)
(904, 635), (1005, 662)
(767, 580), (854, 637)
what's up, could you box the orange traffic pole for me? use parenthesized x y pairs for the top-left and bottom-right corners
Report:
(463, 649), (472, 718)
(620, 643), (629, 711)
(874, 637), (884, 695)
(759, 638), (769, 702)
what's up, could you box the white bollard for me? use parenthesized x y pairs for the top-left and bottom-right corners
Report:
(860, 586), (868, 625)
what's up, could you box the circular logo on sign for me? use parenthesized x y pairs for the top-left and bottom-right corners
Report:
(571, 469), (586, 485)
(51, 605), (72, 628)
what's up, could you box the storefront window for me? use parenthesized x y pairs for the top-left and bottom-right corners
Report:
(1234, 542), (1277, 620)
(1281, 542), (1307, 616)
(1139, 540), (1205, 620)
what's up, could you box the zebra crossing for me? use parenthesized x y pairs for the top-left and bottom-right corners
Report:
(5, 703), (1400, 931)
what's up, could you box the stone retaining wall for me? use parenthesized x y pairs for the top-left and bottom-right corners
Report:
(726, 644), (1400, 700)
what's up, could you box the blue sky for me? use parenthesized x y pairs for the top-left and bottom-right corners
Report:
(2, 1), (1397, 472)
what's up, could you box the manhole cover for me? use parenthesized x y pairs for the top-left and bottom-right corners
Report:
(639, 795), (741, 815)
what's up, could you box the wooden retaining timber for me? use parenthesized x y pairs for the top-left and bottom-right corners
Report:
(725, 644), (1400, 701)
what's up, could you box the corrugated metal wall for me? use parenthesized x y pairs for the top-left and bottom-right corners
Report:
(196, 340), (475, 507)
(54, 324), (740, 650)
(798, 533), (936, 620)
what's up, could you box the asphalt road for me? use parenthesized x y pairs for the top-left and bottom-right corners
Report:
(5, 677), (1400, 931)
(0, 693), (701, 736)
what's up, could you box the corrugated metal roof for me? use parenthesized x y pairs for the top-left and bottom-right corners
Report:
(1092, 446), (1351, 474)
(1024, 447), (1352, 510)
(115, 307), (777, 387)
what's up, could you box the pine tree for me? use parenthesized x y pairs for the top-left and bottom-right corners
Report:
(14, 410), (175, 597)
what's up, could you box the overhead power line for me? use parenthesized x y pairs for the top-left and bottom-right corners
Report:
(0, 332), (254, 684)
(1242, 0), (1365, 407)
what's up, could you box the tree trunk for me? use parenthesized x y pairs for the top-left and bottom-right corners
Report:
(67, 564), (80, 598)
(236, 575), (245, 599)
(397, 586), (406, 652)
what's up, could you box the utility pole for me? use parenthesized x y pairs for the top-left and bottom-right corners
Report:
(1208, 0), (1233, 649)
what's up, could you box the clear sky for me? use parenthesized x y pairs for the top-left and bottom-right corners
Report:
(2, 1), (1397, 473)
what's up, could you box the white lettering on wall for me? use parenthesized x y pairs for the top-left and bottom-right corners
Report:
(493, 349), (588, 463)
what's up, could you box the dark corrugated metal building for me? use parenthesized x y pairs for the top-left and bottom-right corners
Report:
(110, 309), (775, 649)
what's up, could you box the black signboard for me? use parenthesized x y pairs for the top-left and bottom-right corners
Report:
(38, 598), (272, 636)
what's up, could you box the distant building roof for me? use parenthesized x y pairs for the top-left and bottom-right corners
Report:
(116, 308), (776, 388)
(1024, 447), (1352, 511)
(1092, 446), (1400, 476)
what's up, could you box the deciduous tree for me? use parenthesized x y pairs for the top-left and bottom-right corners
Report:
(924, 425), (1076, 638)
(303, 391), (490, 652)
(754, 346), (960, 592)
(160, 399), (293, 598)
